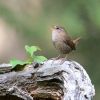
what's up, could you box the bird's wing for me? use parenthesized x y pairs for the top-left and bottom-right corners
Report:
(63, 39), (76, 50)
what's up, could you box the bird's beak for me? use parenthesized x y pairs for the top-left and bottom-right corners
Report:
(51, 27), (54, 31)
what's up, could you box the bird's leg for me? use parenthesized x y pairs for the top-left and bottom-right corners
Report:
(50, 54), (61, 60)
(65, 54), (68, 59)
(55, 54), (61, 60)
(60, 54), (68, 64)
(51, 55), (62, 65)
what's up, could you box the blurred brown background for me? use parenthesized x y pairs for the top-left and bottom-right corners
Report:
(0, 0), (100, 99)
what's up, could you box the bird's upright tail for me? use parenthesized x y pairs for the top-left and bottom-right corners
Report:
(73, 37), (81, 45)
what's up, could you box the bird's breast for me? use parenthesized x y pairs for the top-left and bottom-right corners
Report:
(53, 41), (72, 54)
(52, 31), (63, 42)
(52, 30), (72, 54)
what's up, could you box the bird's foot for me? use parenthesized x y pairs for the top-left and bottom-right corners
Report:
(51, 55), (62, 65)
(59, 57), (70, 65)
(50, 55), (61, 60)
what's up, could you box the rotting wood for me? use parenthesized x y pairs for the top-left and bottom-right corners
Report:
(0, 60), (95, 100)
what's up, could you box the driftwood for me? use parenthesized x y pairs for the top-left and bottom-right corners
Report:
(0, 60), (95, 100)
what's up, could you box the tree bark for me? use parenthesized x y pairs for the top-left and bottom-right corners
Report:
(0, 60), (95, 100)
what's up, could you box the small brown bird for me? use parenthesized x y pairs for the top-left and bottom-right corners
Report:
(51, 25), (80, 61)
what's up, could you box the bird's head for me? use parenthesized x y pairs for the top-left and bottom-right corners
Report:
(51, 25), (65, 33)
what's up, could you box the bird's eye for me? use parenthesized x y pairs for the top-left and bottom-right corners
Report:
(56, 27), (59, 29)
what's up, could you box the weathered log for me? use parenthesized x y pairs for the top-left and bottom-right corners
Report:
(0, 60), (95, 100)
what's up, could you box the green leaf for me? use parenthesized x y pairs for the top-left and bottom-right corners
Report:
(34, 56), (47, 63)
(10, 59), (26, 68)
(25, 45), (41, 57)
